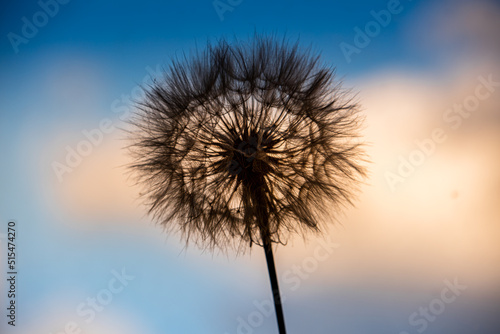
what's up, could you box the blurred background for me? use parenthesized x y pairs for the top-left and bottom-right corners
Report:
(1, 0), (499, 333)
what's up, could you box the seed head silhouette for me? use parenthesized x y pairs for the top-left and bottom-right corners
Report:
(128, 36), (367, 334)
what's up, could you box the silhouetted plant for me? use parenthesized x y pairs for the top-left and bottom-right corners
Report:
(128, 36), (367, 334)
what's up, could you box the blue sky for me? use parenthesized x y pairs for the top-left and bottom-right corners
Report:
(0, 0), (426, 90)
(1, 1), (500, 334)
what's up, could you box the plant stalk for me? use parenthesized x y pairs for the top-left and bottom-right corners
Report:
(261, 232), (287, 334)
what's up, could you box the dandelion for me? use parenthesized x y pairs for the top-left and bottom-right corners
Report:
(128, 36), (367, 333)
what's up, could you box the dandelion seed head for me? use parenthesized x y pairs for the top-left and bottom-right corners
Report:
(128, 36), (367, 252)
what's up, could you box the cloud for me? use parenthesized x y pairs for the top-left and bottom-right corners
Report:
(41, 128), (146, 230)
(277, 0), (500, 291)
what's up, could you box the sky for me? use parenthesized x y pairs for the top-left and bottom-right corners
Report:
(1, 0), (500, 333)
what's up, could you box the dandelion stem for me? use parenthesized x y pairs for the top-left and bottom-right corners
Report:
(261, 229), (287, 334)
